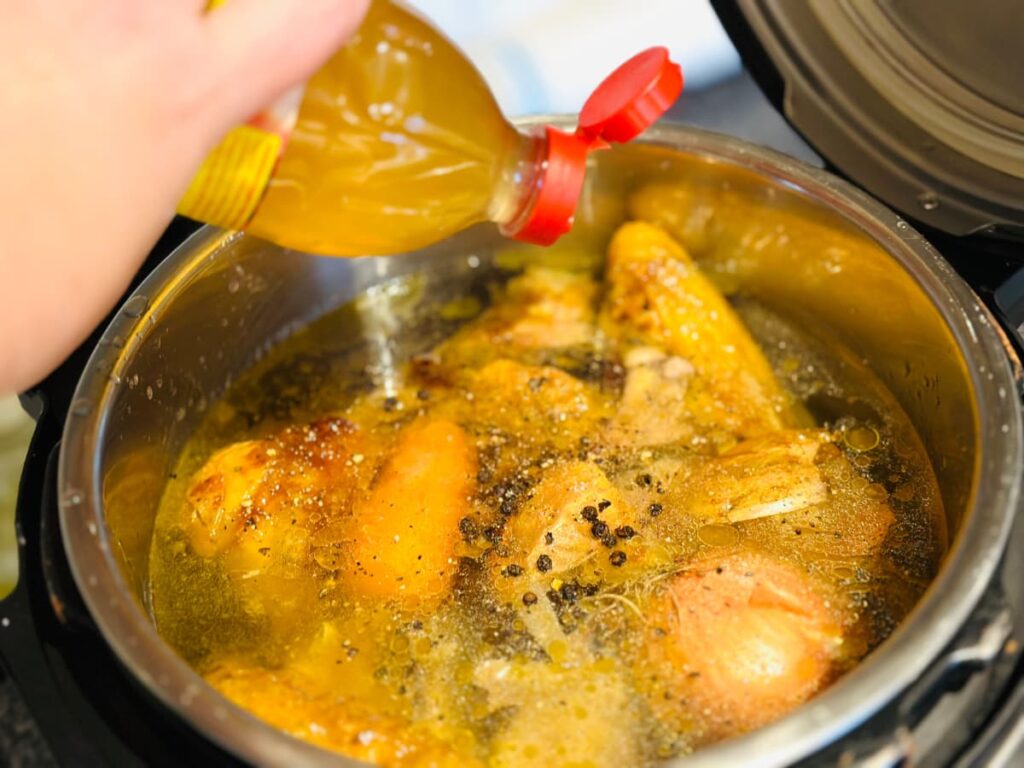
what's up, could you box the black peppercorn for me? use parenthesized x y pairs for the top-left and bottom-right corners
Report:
(502, 564), (524, 577)
(615, 525), (636, 540)
(581, 505), (599, 522)
(648, 503), (663, 517)
(458, 517), (478, 541)
(609, 550), (627, 567)
(536, 554), (553, 573)
(590, 521), (609, 538)
(598, 499), (612, 511)
(522, 591), (538, 606)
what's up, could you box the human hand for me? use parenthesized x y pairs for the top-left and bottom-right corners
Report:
(0, 0), (370, 394)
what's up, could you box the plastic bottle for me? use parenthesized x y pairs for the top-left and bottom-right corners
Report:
(178, 0), (683, 257)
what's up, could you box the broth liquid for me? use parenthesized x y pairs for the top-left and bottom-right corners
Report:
(148, 271), (945, 765)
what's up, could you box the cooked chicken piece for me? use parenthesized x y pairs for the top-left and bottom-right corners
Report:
(605, 345), (696, 446)
(637, 549), (844, 744)
(745, 441), (897, 559)
(460, 359), (613, 453)
(332, 418), (476, 607)
(185, 418), (377, 561)
(603, 222), (794, 442)
(673, 431), (828, 523)
(183, 417), (378, 630)
(186, 440), (275, 560)
(669, 430), (894, 557)
(206, 660), (479, 767)
(490, 460), (641, 600)
(436, 267), (598, 369)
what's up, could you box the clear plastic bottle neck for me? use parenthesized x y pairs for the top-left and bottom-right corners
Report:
(487, 130), (548, 233)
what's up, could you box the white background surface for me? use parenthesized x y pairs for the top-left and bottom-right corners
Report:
(406, 0), (741, 116)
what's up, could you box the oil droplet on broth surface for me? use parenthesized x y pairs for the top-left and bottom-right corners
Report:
(697, 523), (741, 547)
(844, 426), (880, 452)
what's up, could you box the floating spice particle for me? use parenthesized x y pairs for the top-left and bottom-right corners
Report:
(615, 526), (636, 540)
(544, 532), (554, 545)
(581, 505), (599, 522)
(648, 503), (663, 517)
(522, 591), (538, 606)
(609, 551), (627, 567)
(502, 564), (524, 577)
(559, 583), (579, 603)
(598, 499), (612, 511)
(458, 517), (479, 541)
(536, 554), (553, 573)
(600, 534), (617, 548)
(527, 377), (546, 392)
(636, 473), (653, 488)
(590, 521), (609, 538)
(477, 467), (494, 484)
(416, 389), (430, 401)
(383, 396), (400, 412)
(499, 499), (516, 517)
(483, 526), (502, 544)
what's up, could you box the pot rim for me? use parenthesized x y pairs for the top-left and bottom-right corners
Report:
(58, 120), (1024, 767)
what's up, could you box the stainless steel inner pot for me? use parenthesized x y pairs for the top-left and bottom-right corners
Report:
(58, 122), (1023, 767)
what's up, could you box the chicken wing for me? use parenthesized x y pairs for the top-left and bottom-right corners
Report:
(435, 266), (598, 370)
(668, 430), (895, 558)
(603, 222), (795, 443)
(183, 417), (378, 632)
(332, 417), (476, 607)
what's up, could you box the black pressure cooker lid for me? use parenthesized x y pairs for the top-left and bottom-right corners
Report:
(711, 0), (1024, 242)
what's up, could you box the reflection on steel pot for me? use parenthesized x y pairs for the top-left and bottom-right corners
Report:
(58, 122), (1023, 767)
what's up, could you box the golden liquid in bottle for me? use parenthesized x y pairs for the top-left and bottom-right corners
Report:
(247, 0), (538, 257)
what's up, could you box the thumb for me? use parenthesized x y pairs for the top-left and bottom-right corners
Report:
(202, 0), (370, 127)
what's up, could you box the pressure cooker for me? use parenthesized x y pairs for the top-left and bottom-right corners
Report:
(2, 1), (1022, 765)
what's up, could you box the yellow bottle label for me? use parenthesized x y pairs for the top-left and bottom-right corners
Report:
(177, 126), (282, 231)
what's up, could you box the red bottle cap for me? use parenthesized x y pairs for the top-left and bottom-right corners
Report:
(510, 47), (683, 246)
